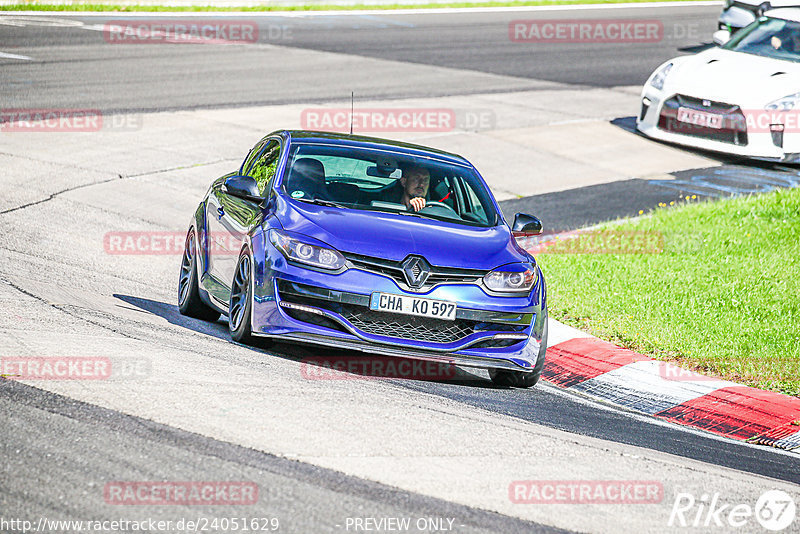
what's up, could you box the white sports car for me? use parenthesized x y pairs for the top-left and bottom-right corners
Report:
(637, 9), (800, 162)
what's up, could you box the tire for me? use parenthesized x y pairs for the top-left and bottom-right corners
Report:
(178, 228), (220, 322)
(228, 247), (254, 344)
(489, 367), (541, 388)
(489, 318), (548, 388)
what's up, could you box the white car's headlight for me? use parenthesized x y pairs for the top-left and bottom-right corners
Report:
(269, 229), (345, 270)
(483, 266), (537, 294)
(765, 93), (800, 111)
(649, 63), (673, 91)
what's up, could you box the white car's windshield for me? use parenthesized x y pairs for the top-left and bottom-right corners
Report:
(723, 16), (800, 62)
(281, 144), (499, 227)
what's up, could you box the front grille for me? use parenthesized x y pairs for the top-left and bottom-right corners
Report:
(277, 282), (526, 345)
(658, 94), (748, 146)
(341, 306), (474, 344)
(343, 252), (486, 290)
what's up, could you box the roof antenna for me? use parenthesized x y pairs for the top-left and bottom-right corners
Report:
(350, 91), (354, 135)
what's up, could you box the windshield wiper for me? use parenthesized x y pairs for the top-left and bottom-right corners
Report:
(391, 210), (440, 221)
(297, 198), (346, 208)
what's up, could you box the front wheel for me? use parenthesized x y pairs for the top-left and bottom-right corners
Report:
(489, 367), (541, 388)
(229, 248), (254, 344)
(489, 319), (547, 388)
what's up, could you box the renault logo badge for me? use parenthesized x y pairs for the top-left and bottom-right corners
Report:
(401, 256), (431, 288)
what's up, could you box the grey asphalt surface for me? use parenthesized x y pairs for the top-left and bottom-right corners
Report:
(498, 161), (800, 231)
(3, 6), (800, 534)
(1, 6), (718, 113)
(0, 379), (562, 534)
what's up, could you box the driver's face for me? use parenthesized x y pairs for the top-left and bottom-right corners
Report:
(401, 167), (430, 197)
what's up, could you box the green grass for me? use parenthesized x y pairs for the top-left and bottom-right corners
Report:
(0, 0), (700, 12)
(537, 187), (800, 397)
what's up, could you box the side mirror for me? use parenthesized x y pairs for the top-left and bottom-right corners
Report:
(512, 213), (543, 236)
(224, 175), (262, 202)
(713, 29), (731, 46)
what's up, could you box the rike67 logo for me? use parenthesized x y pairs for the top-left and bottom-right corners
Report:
(669, 490), (796, 531)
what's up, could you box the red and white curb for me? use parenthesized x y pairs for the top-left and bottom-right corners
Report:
(544, 319), (800, 451)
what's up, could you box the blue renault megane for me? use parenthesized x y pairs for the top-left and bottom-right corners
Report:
(178, 130), (548, 387)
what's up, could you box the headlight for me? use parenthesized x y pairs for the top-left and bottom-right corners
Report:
(483, 266), (537, 294)
(269, 230), (345, 270)
(649, 63), (673, 91)
(723, 0), (733, 7)
(765, 93), (800, 111)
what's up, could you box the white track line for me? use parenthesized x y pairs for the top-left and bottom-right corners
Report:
(0, 51), (32, 60)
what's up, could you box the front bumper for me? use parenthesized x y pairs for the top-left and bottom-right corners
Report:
(636, 88), (800, 162)
(251, 244), (547, 372)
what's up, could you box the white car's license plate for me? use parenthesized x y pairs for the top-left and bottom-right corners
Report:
(369, 292), (457, 321)
(676, 107), (723, 129)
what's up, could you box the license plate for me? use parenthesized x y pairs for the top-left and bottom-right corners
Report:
(676, 107), (723, 129)
(369, 292), (457, 321)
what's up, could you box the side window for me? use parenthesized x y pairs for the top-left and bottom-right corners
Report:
(248, 140), (281, 196)
(457, 177), (488, 225)
(241, 140), (265, 175)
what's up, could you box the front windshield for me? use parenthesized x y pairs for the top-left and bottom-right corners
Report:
(723, 16), (800, 62)
(280, 143), (500, 227)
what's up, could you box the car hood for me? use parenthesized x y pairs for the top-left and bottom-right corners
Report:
(664, 48), (800, 106)
(275, 198), (530, 270)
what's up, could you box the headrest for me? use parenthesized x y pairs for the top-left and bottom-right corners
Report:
(291, 158), (325, 182)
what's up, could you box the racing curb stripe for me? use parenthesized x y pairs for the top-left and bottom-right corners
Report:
(655, 386), (800, 441)
(571, 360), (735, 416)
(542, 337), (649, 387)
(544, 319), (800, 451)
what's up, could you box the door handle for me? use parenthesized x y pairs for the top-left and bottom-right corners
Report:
(217, 207), (225, 220)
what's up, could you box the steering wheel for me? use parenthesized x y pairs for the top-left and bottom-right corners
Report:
(419, 201), (459, 216)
